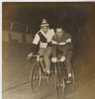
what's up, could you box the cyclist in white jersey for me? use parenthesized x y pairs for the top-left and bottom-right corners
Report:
(27, 19), (55, 75)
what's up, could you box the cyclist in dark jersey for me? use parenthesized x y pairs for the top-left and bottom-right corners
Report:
(51, 27), (73, 83)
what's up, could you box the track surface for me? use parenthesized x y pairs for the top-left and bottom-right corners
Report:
(3, 42), (95, 99)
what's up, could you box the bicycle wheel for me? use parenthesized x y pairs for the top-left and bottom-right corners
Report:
(55, 62), (65, 99)
(30, 62), (42, 91)
(56, 79), (65, 99)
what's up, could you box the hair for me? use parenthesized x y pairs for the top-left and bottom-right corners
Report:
(55, 24), (66, 33)
(56, 24), (63, 29)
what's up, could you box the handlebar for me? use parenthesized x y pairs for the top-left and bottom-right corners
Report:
(30, 54), (43, 61)
(52, 41), (66, 46)
(31, 54), (42, 58)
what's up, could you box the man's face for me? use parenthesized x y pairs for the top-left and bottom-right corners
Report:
(56, 28), (63, 37)
(41, 26), (49, 33)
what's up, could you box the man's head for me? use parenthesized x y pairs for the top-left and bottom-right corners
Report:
(40, 19), (49, 33)
(56, 27), (64, 37)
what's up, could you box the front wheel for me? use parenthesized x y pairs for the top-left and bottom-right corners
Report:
(55, 62), (65, 99)
(56, 79), (65, 99)
(29, 62), (42, 91)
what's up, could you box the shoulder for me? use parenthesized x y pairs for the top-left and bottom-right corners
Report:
(33, 31), (42, 40)
(36, 31), (43, 37)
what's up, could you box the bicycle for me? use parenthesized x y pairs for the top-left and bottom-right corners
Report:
(29, 54), (75, 99)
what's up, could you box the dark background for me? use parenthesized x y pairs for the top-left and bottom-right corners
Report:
(2, 2), (95, 55)
(3, 2), (89, 32)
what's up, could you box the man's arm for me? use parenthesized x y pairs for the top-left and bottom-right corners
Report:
(65, 34), (73, 52)
(27, 33), (40, 59)
(31, 33), (40, 53)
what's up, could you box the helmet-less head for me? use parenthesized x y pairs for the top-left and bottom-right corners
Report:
(40, 19), (49, 33)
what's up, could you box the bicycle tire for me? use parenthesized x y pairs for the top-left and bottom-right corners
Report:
(30, 62), (42, 91)
(55, 62), (65, 99)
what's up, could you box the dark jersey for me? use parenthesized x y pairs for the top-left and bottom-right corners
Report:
(51, 33), (72, 56)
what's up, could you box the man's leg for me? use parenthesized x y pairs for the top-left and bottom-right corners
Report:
(44, 47), (52, 74)
(38, 48), (46, 72)
(65, 51), (72, 83)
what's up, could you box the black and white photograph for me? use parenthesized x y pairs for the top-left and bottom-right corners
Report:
(2, 2), (95, 99)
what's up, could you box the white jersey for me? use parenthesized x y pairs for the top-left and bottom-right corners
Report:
(32, 29), (55, 48)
